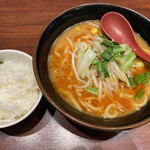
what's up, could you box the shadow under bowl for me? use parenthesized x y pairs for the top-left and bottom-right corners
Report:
(33, 3), (150, 131)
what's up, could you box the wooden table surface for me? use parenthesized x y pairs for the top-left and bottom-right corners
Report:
(0, 0), (150, 150)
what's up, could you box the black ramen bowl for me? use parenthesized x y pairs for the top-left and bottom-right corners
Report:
(33, 3), (150, 131)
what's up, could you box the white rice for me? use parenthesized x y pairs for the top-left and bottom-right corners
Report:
(0, 61), (41, 123)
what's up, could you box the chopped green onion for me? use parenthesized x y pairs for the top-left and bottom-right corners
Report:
(88, 87), (99, 91)
(106, 47), (113, 53)
(0, 61), (3, 64)
(146, 71), (150, 77)
(112, 45), (124, 55)
(100, 44), (124, 63)
(134, 73), (139, 80)
(87, 87), (98, 95)
(97, 62), (102, 71)
(94, 51), (98, 54)
(142, 78), (148, 84)
(101, 39), (116, 47)
(113, 53), (120, 59)
(100, 36), (107, 39)
(102, 62), (109, 78)
(92, 58), (99, 65)
(97, 60), (109, 77)
(135, 73), (143, 84)
(100, 51), (112, 60)
(135, 73), (148, 84)
(128, 77), (136, 88)
(135, 89), (144, 99)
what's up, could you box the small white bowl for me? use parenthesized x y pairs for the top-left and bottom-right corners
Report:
(0, 49), (42, 128)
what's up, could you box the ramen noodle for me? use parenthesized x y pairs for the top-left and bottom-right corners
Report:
(48, 20), (150, 118)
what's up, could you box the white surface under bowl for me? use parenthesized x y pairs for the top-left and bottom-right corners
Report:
(0, 49), (42, 128)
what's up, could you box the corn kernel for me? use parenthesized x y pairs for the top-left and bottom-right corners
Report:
(91, 28), (98, 34)
(76, 26), (81, 31)
(133, 60), (144, 67)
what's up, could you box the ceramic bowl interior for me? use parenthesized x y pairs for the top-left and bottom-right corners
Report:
(33, 4), (150, 131)
(0, 49), (42, 128)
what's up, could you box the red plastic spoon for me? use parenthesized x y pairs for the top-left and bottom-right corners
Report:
(101, 12), (150, 63)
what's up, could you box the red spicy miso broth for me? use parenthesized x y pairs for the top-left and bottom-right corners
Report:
(48, 20), (150, 118)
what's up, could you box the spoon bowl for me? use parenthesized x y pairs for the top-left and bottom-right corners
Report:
(101, 12), (150, 63)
